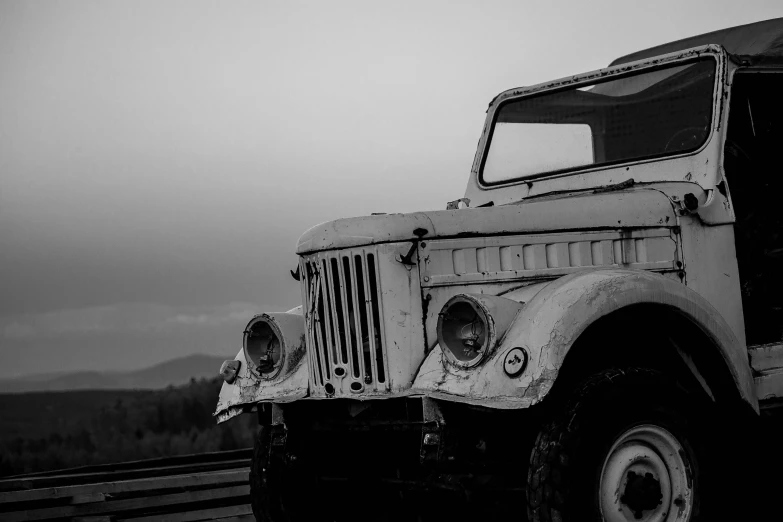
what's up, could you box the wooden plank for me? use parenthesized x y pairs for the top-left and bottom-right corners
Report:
(214, 516), (255, 522)
(2, 485), (249, 522)
(1, 449), (252, 480)
(70, 493), (107, 504)
(749, 342), (783, 372)
(0, 468), (249, 504)
(0, 459), (250, 493)
(118, 503), (253, 522)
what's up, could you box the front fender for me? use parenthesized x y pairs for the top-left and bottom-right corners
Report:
(214, 311), (309, 423)
(412, 269), (756, 411)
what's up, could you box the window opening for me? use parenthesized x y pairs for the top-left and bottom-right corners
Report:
(482, 59), (717, 184)
(724, 71), (783, 345)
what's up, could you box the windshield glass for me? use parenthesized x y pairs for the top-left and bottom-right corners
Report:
(481, 59), (717, 184)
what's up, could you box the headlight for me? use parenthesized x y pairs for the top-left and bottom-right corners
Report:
(436, 293), (524, 369)
(244, 316), (285, 379)
(437, 295), (490, 368)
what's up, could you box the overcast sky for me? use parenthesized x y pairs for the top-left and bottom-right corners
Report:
(1, 0), (780, 378)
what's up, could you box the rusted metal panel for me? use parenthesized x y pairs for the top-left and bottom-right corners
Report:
(214, 346), (308, 424)
(678, 218), (746, 345)
(411, 269), (757, 412)
(214, 310), (309, 424)
(214, 40), (770, 420)
(297, 187), (678, 255)
(417, 227), (679, 363)
(300, 242), (425, 399)
(419, 229), (677, 287)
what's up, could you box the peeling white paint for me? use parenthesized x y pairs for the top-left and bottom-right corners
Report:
(215, 43), (767, 421)
(213, 311), (309, 423)
(413, 269), (757, 412)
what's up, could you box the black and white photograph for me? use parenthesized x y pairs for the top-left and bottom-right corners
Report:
(2, 1), (783, 520)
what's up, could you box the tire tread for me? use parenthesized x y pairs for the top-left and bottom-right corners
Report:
(526, 367), (666, 522)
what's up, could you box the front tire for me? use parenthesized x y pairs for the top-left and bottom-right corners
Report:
(526, 367), (714, 522)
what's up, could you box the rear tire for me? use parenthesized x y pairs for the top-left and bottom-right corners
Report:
(526, 367), (717, 522)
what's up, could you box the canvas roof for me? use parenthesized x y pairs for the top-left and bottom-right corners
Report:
(611, 17), (783, 66)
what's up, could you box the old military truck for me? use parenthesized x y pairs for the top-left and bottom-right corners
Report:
(215, 18), (783, 522)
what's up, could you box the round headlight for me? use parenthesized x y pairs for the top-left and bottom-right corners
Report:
(244, 316), (284, 379)
(437, 295), (491, 368)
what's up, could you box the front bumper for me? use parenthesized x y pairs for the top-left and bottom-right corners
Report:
(254, 395), (537, 513)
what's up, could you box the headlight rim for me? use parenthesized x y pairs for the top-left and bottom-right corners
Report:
(436, 294), (495, 369)
(243, 314), (286, 380)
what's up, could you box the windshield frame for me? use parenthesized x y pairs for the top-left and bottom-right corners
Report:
(476, 46), (724, 188)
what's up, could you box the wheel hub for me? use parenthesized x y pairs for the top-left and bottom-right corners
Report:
(621, 470), (663, 518)
(599, 425), (693, 522)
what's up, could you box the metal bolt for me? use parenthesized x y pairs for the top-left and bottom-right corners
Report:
(424, 276), (430, 282)
(684, 193), (698, 211)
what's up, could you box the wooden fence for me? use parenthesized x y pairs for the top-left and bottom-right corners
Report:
(0, 449), (254, 522)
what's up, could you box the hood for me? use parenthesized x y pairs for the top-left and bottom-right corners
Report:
(296, 186), (678, 255)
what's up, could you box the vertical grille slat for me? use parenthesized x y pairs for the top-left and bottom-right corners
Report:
(301, 248), (389, 394)
(354, 254), (372, 384)
(322, 258), (341, 363)
(301, 260), (319, 386)
(314, 261), (332, 380)
(360, 253), (378, 386)
(324, 258), (346, 364)
(366, 253), (386, 384)
(321, 259), (338, 363)
(306, 262), (325, 386)
(334, 257), (351, 366)
(343, 256), (361, 379)
(349, 256), (365, 380)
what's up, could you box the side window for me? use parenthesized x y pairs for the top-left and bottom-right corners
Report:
(724, 72), (783, 345)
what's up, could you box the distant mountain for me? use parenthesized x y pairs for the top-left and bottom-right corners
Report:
(0, 354), (226, 393)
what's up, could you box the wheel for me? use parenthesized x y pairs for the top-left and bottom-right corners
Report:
(249, 426), (288, 522)
(526, 367), (719, 522)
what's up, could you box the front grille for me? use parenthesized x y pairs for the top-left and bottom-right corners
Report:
(300, 248), (389, 394)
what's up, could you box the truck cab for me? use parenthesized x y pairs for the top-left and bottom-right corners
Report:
(216, 19), (783, 522)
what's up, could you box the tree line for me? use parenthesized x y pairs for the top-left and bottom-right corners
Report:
(0, 378), (256, 477)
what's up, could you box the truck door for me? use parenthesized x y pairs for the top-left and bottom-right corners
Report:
(724, 70), (783, 345)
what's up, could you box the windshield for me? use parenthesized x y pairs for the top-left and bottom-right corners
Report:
(481, 59), (717, 184)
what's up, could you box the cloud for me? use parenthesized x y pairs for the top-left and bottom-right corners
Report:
(2, 322), (35, 339)
(0, 302), (264, 340)
(165, 303), (259, 327)
(0, 302), (298, 377)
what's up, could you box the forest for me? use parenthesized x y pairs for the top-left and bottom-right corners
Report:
(0, 377), (256, 477)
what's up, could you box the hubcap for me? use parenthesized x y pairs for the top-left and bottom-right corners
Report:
(599, 425), (694, 522)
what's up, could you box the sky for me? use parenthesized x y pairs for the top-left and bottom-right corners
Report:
(1, 0), (781, 378)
